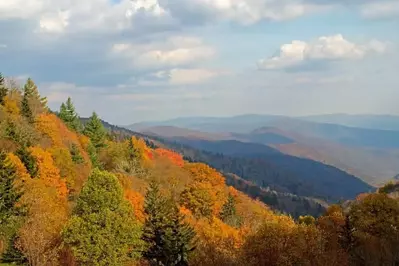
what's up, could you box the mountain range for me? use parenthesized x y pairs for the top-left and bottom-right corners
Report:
(126, 114), (399, 186)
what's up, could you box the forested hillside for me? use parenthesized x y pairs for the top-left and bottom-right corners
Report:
(1, 74), (398, 266)
(154, 138), (373, 202)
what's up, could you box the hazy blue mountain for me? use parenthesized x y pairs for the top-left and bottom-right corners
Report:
(127, 114), (285, 133)
(130, 116), (399, 185)
(263, 118), (399, 149)
(300, 114), (399, 131)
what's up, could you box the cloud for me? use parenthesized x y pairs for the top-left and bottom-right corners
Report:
(111, 36), (215, 70)
(360, 1), (399, 19)
(39, 11), (70, 33)
(258, 34), (388, 70)
(154, 68), (226, 84)
(157, 0), (326, 24)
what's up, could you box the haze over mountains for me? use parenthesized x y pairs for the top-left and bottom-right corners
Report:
(127, 114), (399, 186)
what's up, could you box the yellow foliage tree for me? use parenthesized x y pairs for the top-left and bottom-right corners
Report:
(29, 147), (68, 198)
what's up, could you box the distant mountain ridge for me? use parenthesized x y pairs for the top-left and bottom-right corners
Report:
(301, 114), (399, 131)
(128, 114), (399, 185)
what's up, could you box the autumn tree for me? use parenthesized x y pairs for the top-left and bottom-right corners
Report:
(17, 180), (68, 266)
(0, 72), (7, 106)
(241, 216), (297, 266)
(15, 147), (38, 178)
(59, 97), (82, 132)
(298, 215), (315, 226)
(219, 194), (242, 228)
(62, 169), (143, 266)
(143, 181), (196, 265)
(347, 193), (399, 265)
(83, 112), (106, 149)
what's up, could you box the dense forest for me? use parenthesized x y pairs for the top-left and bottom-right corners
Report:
(0, 73), (398, 266)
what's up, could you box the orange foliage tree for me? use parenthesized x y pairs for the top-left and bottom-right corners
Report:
(180, 163), (226, 218)
(155, 148), (184, 167)
(29, 147), (68, 198)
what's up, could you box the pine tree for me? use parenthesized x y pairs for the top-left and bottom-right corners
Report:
(0, 152), (26, 264)
(62, 169), (143, 265)
(59, 97), (82, 132)
(163, 205), (196, 266)
(142, 181), (170, 264)
(15, 147), (38, 178)
(219, 194), (242, 228)
(83, 112), (107, 149)
(21, 84), (33, 124)
(0, 72), (8, 106)
(70, 143), (84, 164)
(21, 78), (47, 123)
(0, 152), (22, 224)
(143, 181), (196, 266)
(87, 141), (102, 169)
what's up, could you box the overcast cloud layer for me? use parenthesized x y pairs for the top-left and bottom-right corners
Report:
(0, 0), (398, 124)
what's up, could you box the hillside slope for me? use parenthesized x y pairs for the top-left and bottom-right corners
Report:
(135, 117), (399, 185)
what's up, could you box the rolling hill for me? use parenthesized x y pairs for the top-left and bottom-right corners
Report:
(301, 114), (399, 131)
(130, 115), (399, 185)
(152, 137), (373, 202)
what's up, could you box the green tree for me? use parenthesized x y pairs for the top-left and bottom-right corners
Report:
(21, 83), (33, 123)
(59, 97), (83, 132)
(143, 181), (170, 264)
(298, 215), (316, 226)
(0, 152), (26, 264)
(62, 169), (143, 266)
(70, 143), (84, 164)
(143, 181), (196, 266)
(83, 112), (106, 149)
(87, 141), (101, 169)
(0, 72), (8, 106)
(0, 152), (22, 225)
(15, 147), (38, 178)
(219, 194), (242, 228)
(163, 205), (196, 266)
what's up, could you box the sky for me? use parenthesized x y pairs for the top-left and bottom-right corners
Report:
(0, 0), (398, 125)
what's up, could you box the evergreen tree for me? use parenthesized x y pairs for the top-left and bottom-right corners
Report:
(128, 137), (140, 161)
(163, 205), (196, 266)
(70, 143), (84, 164)
(87, 141), (101, 169)
(219, 194), (242, 228)
(83, 112), (107, 149)
(0, 72), (8, 106)
(143, 181), (170, 264)
(0, 152), (22, 224)
(62, 169), (143, 265)
(0, 152), (26, 264)
(21, 84), (33, 124)
(16, 147), (38, 178)
(59, 97), (83, 132)
(143, 181), (196, 266)
(21, 78), (47, 123)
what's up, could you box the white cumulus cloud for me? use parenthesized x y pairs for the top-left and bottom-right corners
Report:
(258, 34), (388, 70)
(111, 36), (215, 69)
